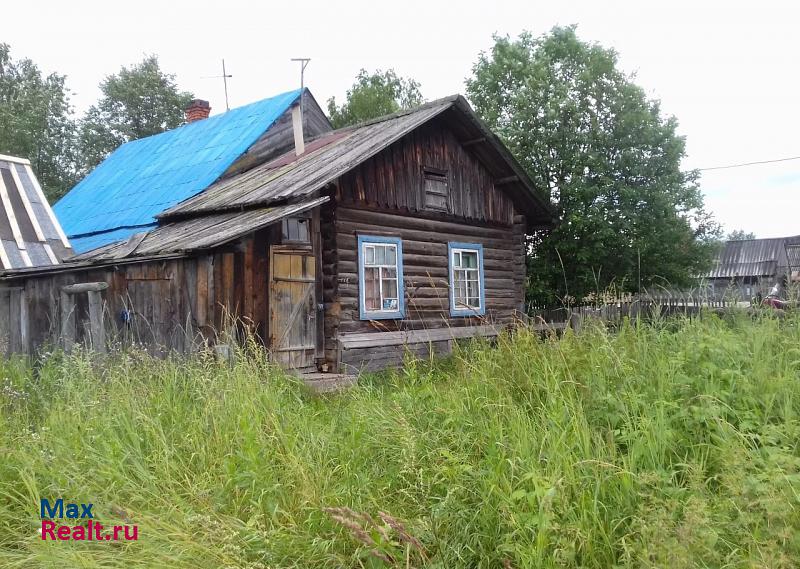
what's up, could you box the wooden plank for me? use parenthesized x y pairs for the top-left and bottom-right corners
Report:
(243, 238), (255, 320)
(60, 290), (75, 352)
(339, 324), (500, 350)
(311, 208), (325, 363)
(17, 288), (27, 354)
(196, 256), (208, 327)
(62, 282), (109, 294)
(462, 137), (486, 147)
(0, 288), (10, 355)
(207, 256), (216, 330)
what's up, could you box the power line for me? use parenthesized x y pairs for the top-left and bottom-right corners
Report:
(698, 155), (800, 171)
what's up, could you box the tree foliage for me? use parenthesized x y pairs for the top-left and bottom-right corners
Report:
(0, 43), (78, 201)
(327, 69), (424, 129)
(79, 55), (193, 172)
(726, 229), (756, 241)
(467, 27), (720, 306)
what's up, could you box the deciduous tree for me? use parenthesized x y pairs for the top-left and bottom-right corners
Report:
(467, 27), (720, 305)
(0, 43), (78, 201)
(79, 55), (192, 172)
(327, 69), (423, 129)
(726, 229), (756, 241)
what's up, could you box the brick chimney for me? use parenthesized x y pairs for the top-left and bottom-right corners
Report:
(185, 99), (211, 123)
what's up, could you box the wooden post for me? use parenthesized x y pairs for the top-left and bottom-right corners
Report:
(87, 290), (105, 354)
(311, 208), (325, 367)
(60, 290), (75, 352)
(569, 311), (582, 333)
(16, 288), (27, 355)
(1, 286), (26, 355)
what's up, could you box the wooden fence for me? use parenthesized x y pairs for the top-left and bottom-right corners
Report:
(0, 287), (27, 355)
(529, 295), (731, 330)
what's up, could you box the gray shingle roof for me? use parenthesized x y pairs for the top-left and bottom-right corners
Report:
(706, 236), (800, 278)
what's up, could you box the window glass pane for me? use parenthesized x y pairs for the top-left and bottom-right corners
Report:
(386, 246), (396, 265)
(454, 269), (467, 305)
(365, 246), (374, 265)
(383, 267), (397, 279)
(467, 279), (480, 304)
(462, 251), (478, 269)
(382, 278), (398, 300)
(375, 245), (386, 265)
(453, 251), (461, 268)
(364, 267), (380, 310)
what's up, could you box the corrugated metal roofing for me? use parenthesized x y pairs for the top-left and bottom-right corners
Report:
(160, 95), (553, 224)
(0, 154), (73, 270)
(706, 236), (800, 278)
(72, 196), (328, 262)
(53, 89), (303, 252)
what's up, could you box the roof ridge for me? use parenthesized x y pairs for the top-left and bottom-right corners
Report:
(115, 88), (304, 151)
(332, 94), (461, 132)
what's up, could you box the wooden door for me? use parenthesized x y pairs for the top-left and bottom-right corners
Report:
(270, 248), (317, 370)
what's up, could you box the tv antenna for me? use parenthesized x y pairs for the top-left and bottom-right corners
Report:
(201, 59), (233, 111)
(290, 58), (311, 90)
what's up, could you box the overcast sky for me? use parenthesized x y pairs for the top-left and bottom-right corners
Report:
(6, 0), (799, 237)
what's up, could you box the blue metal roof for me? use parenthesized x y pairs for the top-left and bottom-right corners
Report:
(54, 89), (302, 252)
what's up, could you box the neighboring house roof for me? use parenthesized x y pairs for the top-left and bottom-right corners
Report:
(0, 154), (72, 270)
(706, 235), (800, 278)
(53, 88), (304, 252)
(160, 95), (554, 227)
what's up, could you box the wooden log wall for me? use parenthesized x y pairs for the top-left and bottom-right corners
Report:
(321, 120), (527, 372)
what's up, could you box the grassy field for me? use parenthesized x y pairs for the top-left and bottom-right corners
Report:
(1, 313), (799, 568)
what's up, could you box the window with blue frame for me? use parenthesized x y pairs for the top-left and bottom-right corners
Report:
(448, 242), (485, 316)
(358, 235), (404, 319)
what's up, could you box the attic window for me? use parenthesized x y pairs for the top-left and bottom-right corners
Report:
(423, 167), (449, 212)
(281, 216), (309, 243)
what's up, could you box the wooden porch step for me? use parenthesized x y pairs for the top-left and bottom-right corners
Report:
(301, 372), (358, 394)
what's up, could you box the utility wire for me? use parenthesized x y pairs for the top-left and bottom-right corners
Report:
(698, 155), (800, 171)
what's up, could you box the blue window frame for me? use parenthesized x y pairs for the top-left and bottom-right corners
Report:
(448, 242), (486, 317)
(358, 235), (405, 320)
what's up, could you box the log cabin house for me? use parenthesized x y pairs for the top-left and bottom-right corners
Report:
(0, 89), (554, 378)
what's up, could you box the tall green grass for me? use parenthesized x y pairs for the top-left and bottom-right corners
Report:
(1, 314), (799, 568)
